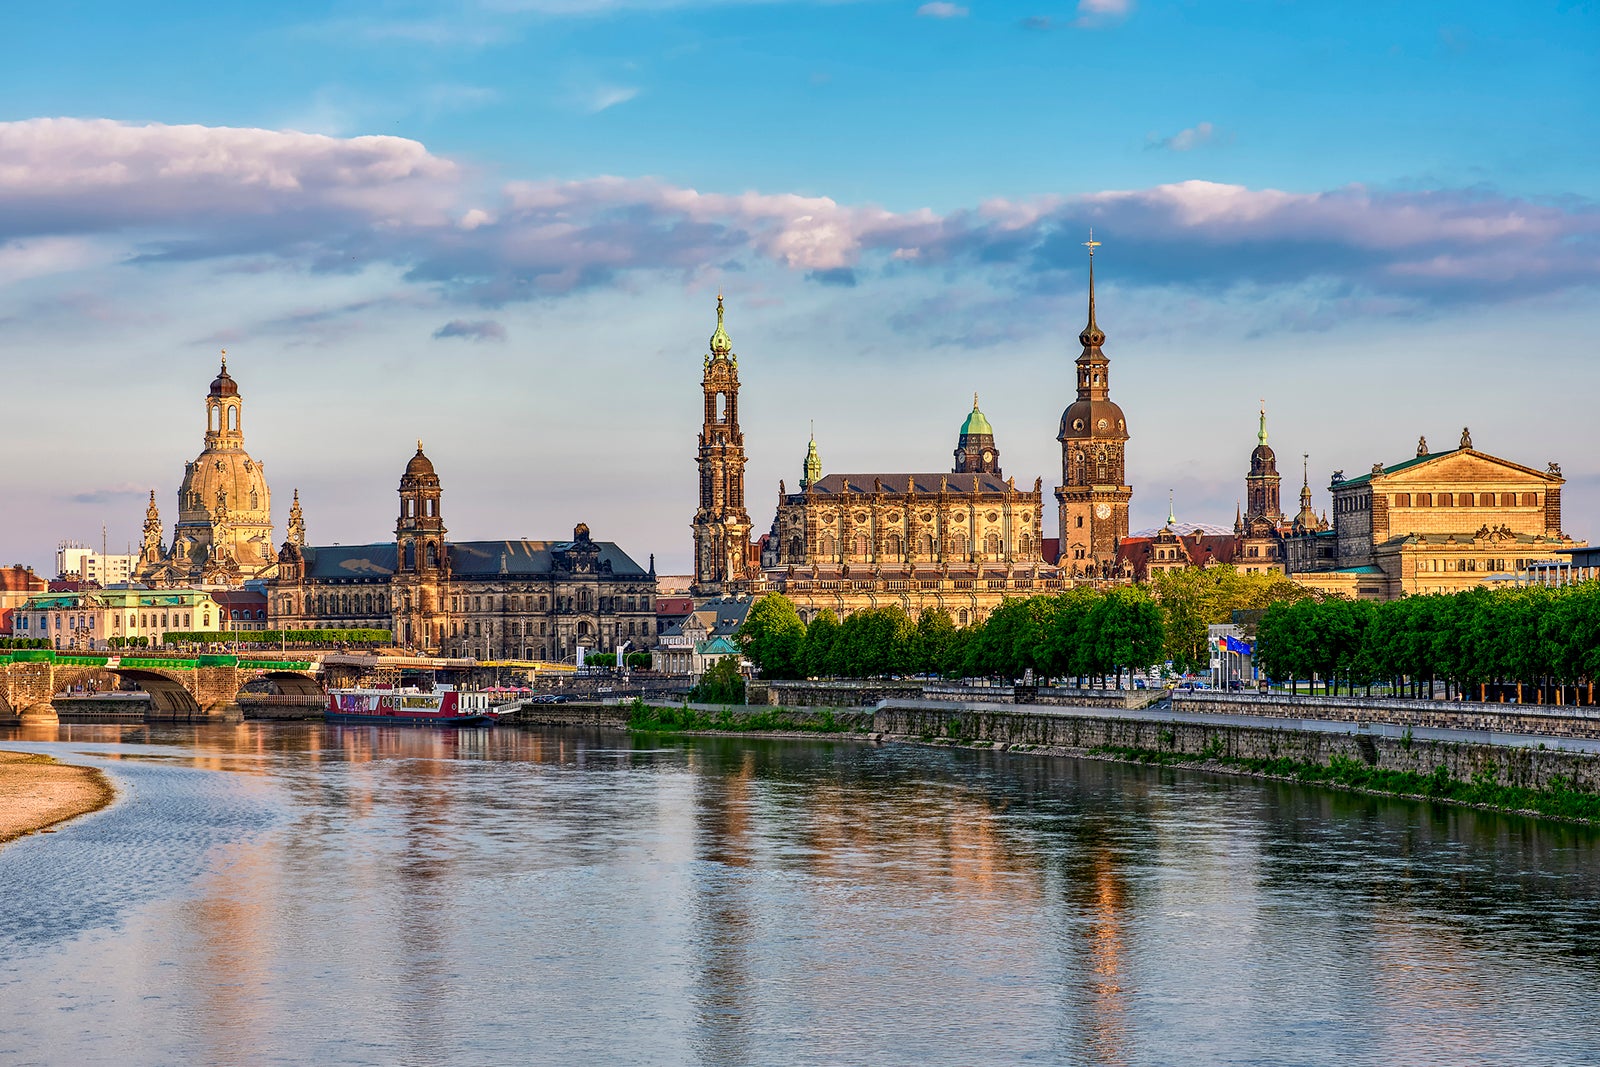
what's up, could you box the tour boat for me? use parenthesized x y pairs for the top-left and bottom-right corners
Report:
(325, 686), (497, 726)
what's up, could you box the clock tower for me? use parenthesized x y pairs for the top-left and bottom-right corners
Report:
(1055, 233), (1132, 577)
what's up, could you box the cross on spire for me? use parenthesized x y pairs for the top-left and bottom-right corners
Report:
(1083, 229), (1101, 257)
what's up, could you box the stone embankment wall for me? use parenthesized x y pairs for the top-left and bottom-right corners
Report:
(872, 703), (1600, 792)
(53, 696), (150, 722)
(751, 680), (1158, 710)
(1176, 692), (1600, 741)
(506, 702), (632, 729)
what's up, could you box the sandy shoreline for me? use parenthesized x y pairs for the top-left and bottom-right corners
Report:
(0, 750), (116, 845)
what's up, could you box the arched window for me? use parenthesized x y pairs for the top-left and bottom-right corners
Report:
(853, 534), (870, 559)
(820, 534), (838, 558)
(918, 534), (935, 558)
(788, 536), (804, 559)
(886, 533), (904, 559)
(427, 541), (440, 568)
(1019, 534), (1032, 557)
(985, 533), (1001, 557)
(949, 534), (968, 559)
(958, 609), (969, 626)
(403, 542), (416, 571)
(578, 621), (590, 637)
(1096, 450), (1108, 483)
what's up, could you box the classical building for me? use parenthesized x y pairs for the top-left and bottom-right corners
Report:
(1056, 236), (1133, 578)
(13, 588), (224, 649)
(135, 357), (279, 587)
(270, 445), (658, 659)
(757, 394), (1062, 625)
(1285, 428), (1583, 599)
(691, 297), (755, 598)
(657, 596), (753, 678)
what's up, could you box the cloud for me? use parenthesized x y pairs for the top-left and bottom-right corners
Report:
(1075, 0), (1130, 26)
(916, 2), (969, 17)
(67, 484), (150, 505)
(1147, 121), (1221, 152)
(587, 86), (640, 113)
(433, 318), (508, 341)
(2, 118), (1596, 318)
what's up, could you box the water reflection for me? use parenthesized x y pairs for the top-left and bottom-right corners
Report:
(0, 724), (1597, 1066)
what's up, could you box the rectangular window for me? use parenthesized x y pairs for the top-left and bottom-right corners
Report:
(1395, 493), (1411, 506)
(1523, 492), (1539, 506)
(1417, 494), (1432, 507)
(1459, 492), (1474, 506)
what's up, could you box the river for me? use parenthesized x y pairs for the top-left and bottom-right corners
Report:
(0, 722), (1597, 1066)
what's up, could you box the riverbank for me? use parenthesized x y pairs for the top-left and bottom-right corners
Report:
(0, 750), (115, 845)
(613, 700), (1600, 825)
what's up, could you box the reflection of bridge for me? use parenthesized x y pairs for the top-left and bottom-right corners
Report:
(0, 650), (324, 721)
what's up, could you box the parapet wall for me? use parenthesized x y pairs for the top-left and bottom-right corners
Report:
(872, 703), (1600, 792)
(751, 680), (1157, 710)
(1175, 692), (1600, 741)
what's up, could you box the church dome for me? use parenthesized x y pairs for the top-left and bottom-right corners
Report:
(209, 361), (238, 397)
(401, 443), (440, 488)
(178, 450), (270, 523)
(1251, 442), (1276, 470)
(959, 394), (993, 438)
(1058, 398), (1128, 441)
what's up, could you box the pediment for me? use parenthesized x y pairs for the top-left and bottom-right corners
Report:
(1381, 450), (1557, 486)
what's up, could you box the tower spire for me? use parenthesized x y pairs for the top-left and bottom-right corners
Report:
(1079, 230), (1104, 351)
(1258, 401), (1268, 447)
(709, 293), (733, 358)
(1167, 489), (1176, 528)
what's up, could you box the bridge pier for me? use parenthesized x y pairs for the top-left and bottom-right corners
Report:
(19, 703), (59, 724)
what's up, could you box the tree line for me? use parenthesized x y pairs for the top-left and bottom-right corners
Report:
(739, 587), (1167, 687)
(1256, 582), (1600, 703)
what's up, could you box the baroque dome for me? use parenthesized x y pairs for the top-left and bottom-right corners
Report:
(1058, 398), (1128, 441)
(178, 449), (271, 525)
(402, 443), (440, 487)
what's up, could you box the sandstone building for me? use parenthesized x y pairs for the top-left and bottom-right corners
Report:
(135, 358), (278, 587)
(270, 445), (658, 659)
(690, 296), (755, 598)
(1055, 235), (1134, 579)
(1285, 428), (1582, 599)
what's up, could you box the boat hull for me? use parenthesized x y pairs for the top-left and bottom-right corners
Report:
(325, 711), (495, 727)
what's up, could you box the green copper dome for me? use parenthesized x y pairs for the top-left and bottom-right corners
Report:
(709, 293), (733, 358)
(960, 393), (993, 437)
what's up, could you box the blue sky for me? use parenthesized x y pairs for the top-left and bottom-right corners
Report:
(3, 0), (1597, 573)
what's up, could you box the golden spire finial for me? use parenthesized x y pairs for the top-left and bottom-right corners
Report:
(973, 391), (980, 410)
(219, 348), (227, 371)
(416, 438), (424, 453)
(1082, 229), (1101, 257)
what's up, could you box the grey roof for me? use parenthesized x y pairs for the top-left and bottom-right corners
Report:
(449, 540), (649, 577)
(804, 472), (1017, 496)
(302, 544), (397, 580)
(300, 539), (648, 580)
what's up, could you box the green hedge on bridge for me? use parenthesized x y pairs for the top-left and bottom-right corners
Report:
(159, 629), (393, 647)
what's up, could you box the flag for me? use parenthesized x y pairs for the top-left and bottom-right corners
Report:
(1224, 635), (1253, 655)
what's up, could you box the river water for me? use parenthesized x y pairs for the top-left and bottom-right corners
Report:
(0, 723), (1597, 1067)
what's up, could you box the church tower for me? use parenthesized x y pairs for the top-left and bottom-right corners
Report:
(953, 394), (1001, 475)
(393, 442), (449, 650)
(691, 295), (752, 597)
(1244, 405), (1283, 525)
(1055, 234), (1132, 576)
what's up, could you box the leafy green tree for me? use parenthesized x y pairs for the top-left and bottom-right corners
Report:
(1086, 586), (1165, 688)
(802, 610), (841, 678)
(690, 657), (745, 704)
(911, 609), (959, 677)
(738, 593), (807, 679)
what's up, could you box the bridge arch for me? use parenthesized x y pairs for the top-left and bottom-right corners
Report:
(255, 671), (326, 698)
(53, 667), (204, 718)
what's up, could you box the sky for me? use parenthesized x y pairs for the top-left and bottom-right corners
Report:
(3, 0), (1597, 575)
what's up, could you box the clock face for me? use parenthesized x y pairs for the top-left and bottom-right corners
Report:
(1095, 503), (1112, 520)
(982, 450), (992, 463)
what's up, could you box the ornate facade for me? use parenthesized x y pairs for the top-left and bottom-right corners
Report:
(691, 296), (754, 597)
(270, 445), (658, 658)
(759, 398), (1063, 625)
(1285, 429), (1584, 600)
(1056, 237), (1133, 577)
(135, 358), (279, 587)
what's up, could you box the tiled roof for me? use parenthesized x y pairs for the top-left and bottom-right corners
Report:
(302, 544), (397, 580)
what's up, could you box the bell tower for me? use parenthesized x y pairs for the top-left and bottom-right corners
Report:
(1055, 232), (1133, 576)
(691, 295), (752, 597)
(394, 442), (448, 650)
(1244, 404), (1283, 525)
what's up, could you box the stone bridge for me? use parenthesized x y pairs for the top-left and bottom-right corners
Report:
(0, 650), (324, 721)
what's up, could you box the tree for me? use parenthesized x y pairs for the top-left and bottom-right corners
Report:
(738, 593), (807, 679)
(1152, 566), (1312, 675)
(802, 610), (841, 678)
(911, 609), (959, 677)
(690, 657), (745, 704)
(1086, 586), (1165, 688)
